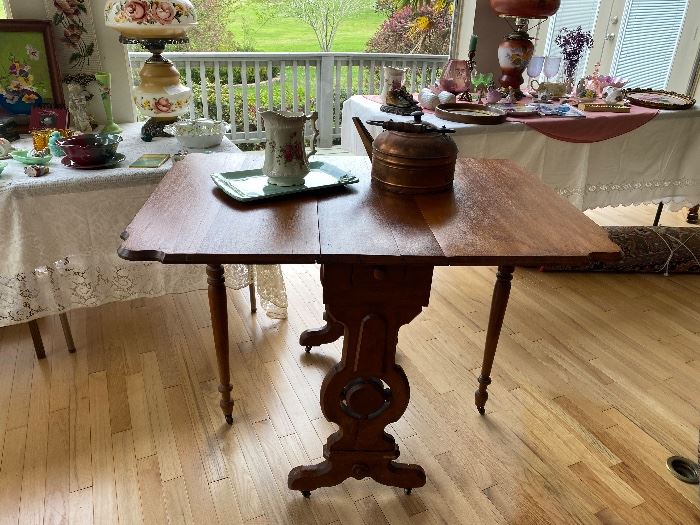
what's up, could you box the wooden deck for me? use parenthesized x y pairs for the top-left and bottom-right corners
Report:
(0, 204), (698, 524)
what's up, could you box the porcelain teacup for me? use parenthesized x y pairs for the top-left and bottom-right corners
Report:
(530, 80), (568, 99)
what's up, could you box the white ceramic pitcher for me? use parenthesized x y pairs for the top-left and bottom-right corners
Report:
(380, 65), (409, 104)
(261, 110), (319, 186)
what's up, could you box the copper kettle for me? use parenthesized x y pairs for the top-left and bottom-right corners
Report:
(353, 112), (458, 194)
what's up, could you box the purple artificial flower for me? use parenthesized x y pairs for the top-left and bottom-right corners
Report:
(555, 26), (594, 80)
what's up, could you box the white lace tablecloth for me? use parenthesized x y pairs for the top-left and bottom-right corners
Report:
(342, 95), (700, 211)
(0, 123), (287, 327)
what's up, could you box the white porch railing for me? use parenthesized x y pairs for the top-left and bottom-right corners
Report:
(127, 52), (447, 147)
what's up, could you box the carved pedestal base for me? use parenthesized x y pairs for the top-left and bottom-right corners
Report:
(299, 311), (343, 351)
(288, 263), (433, 494)
(688, 204), (699, 224)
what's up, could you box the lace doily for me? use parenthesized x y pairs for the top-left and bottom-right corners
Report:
(0, 254), (287, 327)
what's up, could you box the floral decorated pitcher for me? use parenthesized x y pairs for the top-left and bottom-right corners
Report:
(380, 66), (409, 104)
(261, 111), (319, 186)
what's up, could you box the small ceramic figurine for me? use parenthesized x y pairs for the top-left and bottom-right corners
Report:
(418, 88), (440, 110)
(486, 84), (503, 104)
(385, 81), (418, 109)
(24, 165), (50, 177)
(438, 91), (457, 105)
(67, 84), (94, 133)
(503, 87), (516, 104)
(602, 86), (625, 104)
(48, 131), (65, 157)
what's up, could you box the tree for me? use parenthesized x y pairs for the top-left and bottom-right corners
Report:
(266, 0), (367, 52)
(176, 0), (240, 52)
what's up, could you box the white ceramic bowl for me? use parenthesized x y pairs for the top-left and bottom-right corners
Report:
(174, 134), (224, 149)
(164, 119), (226, 149)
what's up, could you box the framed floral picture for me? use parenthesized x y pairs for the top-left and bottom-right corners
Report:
(0, 20), (64, 130)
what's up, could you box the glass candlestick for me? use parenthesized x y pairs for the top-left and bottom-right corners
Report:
(94, 72), (122, 134)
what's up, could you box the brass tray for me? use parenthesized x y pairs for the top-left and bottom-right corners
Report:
(625, 88), (695, 110)
(434, 103), (507, 125)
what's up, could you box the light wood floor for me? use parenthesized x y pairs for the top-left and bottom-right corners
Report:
(0, 204), (698, 525)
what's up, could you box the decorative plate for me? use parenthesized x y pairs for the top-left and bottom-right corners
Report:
(211, 161), (359, 202)
(10, 150), (52, 165)
(489, 103), (539, 117)
(435, 103), (507, 125)
(61, 153), (127, 170)
(625, 89), (695, 110)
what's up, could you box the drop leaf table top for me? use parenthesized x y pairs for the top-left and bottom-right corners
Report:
(118, 152), (620, 496)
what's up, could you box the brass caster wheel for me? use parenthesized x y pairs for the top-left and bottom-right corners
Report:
(404, 488), (412, 495)
(225, 414), (233, 425)
(301, 490), (311, 498)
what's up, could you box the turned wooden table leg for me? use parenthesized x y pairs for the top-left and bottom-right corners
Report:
(688, 204), (699, 224)
(289, 263), (433, 496)
(59, 313), (76, 353)
(207, 264), (234, 425)
(248, 283), (257, 313)
(28, 320), (46, 360)
(475, 265), (514, 415)
(247, 265), (257, 313)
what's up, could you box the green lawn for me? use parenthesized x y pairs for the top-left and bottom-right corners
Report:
(228, 0), (386, 52)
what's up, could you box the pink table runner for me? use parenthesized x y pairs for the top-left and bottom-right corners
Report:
(361, 94), (659, 144)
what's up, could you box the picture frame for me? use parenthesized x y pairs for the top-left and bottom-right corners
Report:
(0, 20), (64, 131)
(29, 105), (69, 130)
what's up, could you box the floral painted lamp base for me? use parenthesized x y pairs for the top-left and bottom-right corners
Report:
(119, 36), (191, 142)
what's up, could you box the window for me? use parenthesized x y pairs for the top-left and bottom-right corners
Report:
(611, 0), (689, 89)
(543, 0), (603, 78)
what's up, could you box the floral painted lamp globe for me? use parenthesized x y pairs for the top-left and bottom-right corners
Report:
(104, 0), (196, 141)
(104, 0), (197, 38)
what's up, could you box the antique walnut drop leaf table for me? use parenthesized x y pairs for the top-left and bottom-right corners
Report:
(118, 153), (620, 496)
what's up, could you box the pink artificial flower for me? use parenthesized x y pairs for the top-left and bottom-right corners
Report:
(150, 1), (176, 24)
(53, 0), (80, 16)
(63, 24), (82, 47)
(125, 0), (149, 23)
(154, 97), (173, 113)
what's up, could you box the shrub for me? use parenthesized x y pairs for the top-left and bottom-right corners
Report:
(366, 2), (452, 55)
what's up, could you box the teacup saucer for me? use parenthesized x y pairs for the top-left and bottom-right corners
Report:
(61, 153), (126, 170)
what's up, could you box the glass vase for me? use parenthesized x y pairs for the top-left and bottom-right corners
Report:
(94, 72), (122, 134)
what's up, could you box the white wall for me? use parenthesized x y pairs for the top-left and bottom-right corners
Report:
(6, 0), (136, 123)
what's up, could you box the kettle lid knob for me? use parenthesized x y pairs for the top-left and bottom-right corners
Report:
(411, 111), (424, 123)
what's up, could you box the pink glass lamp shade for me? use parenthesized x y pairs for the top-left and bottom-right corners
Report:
(490, 0), (560, 19)
(104, 0), (197, 39)
(438, 60), (471, 94)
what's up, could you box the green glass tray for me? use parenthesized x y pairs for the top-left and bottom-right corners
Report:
(211, 161), (359, 202)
